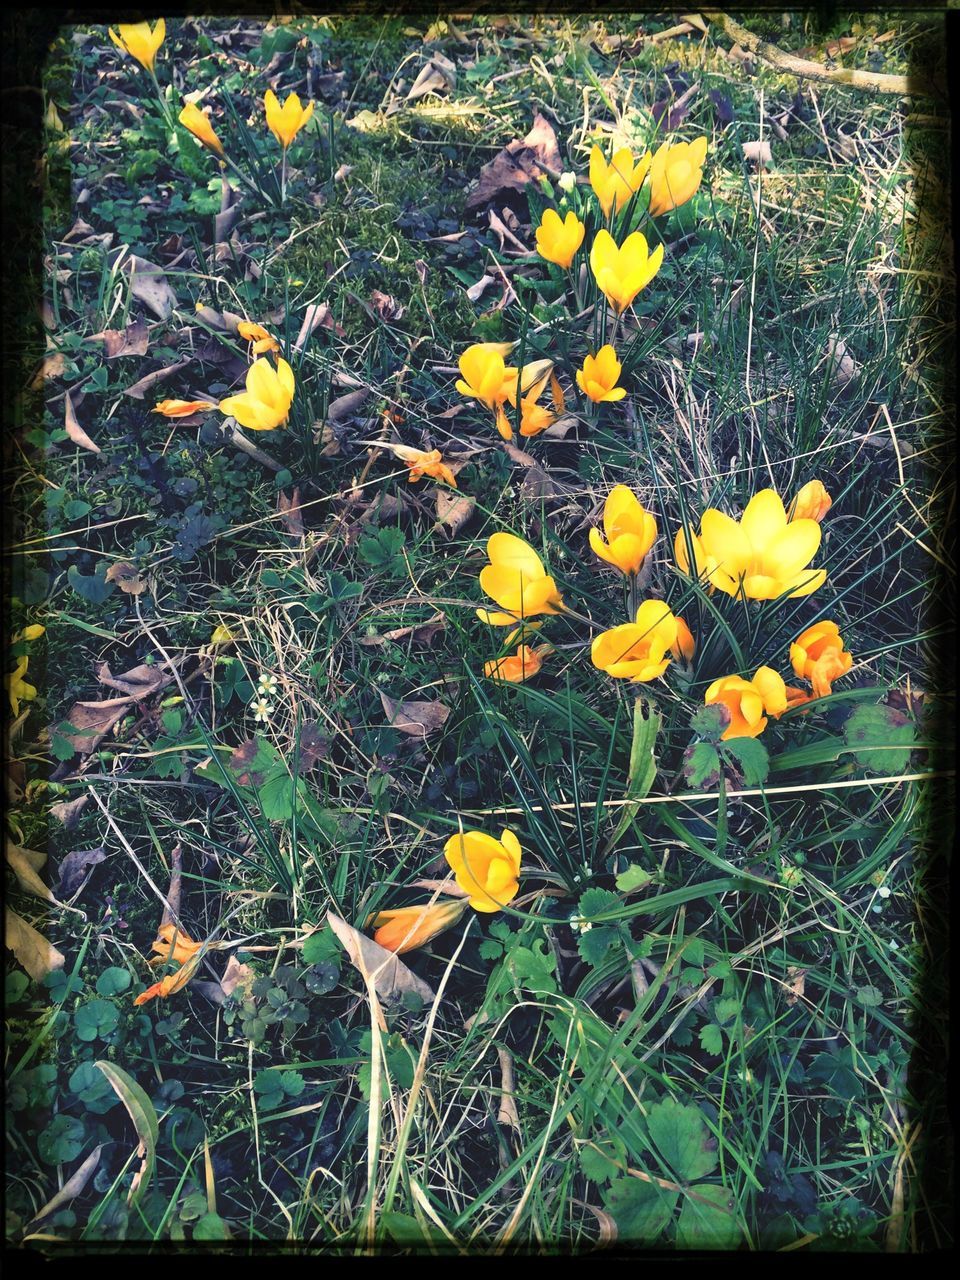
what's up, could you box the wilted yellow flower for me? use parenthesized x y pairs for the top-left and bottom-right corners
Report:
(589, 485), (657, 575)
(674, 490), (826, 600)
(477, 532), (564, 626)
(456, 343), (517, 411)
(495, 359), (556, 440)
(264, 90), (315, 149)
(179, 102), (225, 157)
(535, 208), (585, 268)
(577, 345), (627, 405)
(647, 136), (708, 217)
(591, 600), (678, 683)
(590, 229), (664, 315)
(153, 399), (216, 417)
(148, 923), (204, 969)
(210, 624), (235, 647)
(705, 665), (788, 740)
(14, 625), (45, 643)
(237, 321), (280, 356)
(444, 828), (522, 913)
(369, 899), (468, 953)
(549, 371), (566, 413)
(790, 620), (853, 698)
(5, 657), (37, 717)
(109, 20), (166, 74)
(219, 356), (295, 431)
(134, 951), (203, 1005)
(788, 480), (832, 523)
(673, 616), (696, 663)
(402, 447), (457, 488)
(484, 644), (548, 684)
(589, 145), (651, 218)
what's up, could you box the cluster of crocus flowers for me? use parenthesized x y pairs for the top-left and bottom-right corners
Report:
(790, 620), (853, 699)
(237, 321), (280, 356)
(675, 489), (826, 600)
(589, 145), (651, 218)
(264, 90), (315, 149)
(455, 343), (556, 442)
(591, 600), (692, 683)
(590, 229), (664, 314)
(369, 898), (468, 954)
(484, 643), (549, 684)
(705, 666), (794, 740)
(134, 923), (204, 1005)
(153, 399), (216, 417)
(219, 356), (295, 431)
(179, 101), (225, 157)
(577, 345), (627, 404)
(590, 485), (657, 576)
(477, 533), (564, 625)
(497, 365), (556, 440)
(109, 20), (166, 74)
(444, 828), (523, 912)
(647, 137), (709, 218)
(535, 208), (586, 268)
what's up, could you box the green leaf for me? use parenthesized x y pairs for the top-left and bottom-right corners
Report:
(67, 565), (116, 604)
(381, 1211), (429, 1245)
(646, 1097), (718, 1182)
(720, 736), (769, 785)
(682, 742), (721, 789)
(579, 1139), (625, 1185)
(615, 863), (653, 894)
(577, 926), (619, 967)
(855, 985), (883, 1008)
(698, 1023), (724, 1057)
(844, 704), (915, 774)
(689, 703), (729, 742)
(193, 1211), (232, 1241)
(676, 1183), (739, 1249)
(75, 999), (119, 1041)
(605, 697), (660, 850)
(95, 966), (131, 996)
(94, 1061), (159, 1207)
(577, 887), (622, 922)
(38, 1114), (87, 1166)
(604, 1175), (678, 1242)
(301, 928), (340, 966)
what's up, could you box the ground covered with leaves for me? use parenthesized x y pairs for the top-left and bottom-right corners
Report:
(4, 11), (954, 1255)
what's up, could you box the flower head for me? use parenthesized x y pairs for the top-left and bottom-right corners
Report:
(648, 137), (708, 217)
(403, 448), (457, 488)
(210, 624), (235, 647)
(484, 644), (547, 684)
(790, 620), (853, 698)
(237, 321), (280, 356)
(369, 899), (468, 954)
(444, 828), (522, 913)
(134, 952), (202, 1006)
(576, 345), (627, 404)
(153, 399), (216, 417)
(109, 20), (165, 74)
(590, 229), (664, 315)
(788, 480), (832, 523)
(589, 485), (657, 575)
(179, 101), (225, 157)
(5, 657), (37, 717)
(251, 697), (273, 724)
(674, 489), (826, 600)
(455, 343), (516, 411)
(672, 616), (696, 663)
(705, 666), (789, 740)
(219, 356), (295, 431)
(535, 208), (586, 268)
(495, 359), (556, 440)
(477, 533), (564, 626)
(558, 171), (577, 194)
(264, 89), (315, 149)
(591, 600), (678, 682)
(258, 673), (279, 696)
(148, 923), (203, 969)
(589, 145), (651, 218)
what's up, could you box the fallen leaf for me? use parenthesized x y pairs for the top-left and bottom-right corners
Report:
(369, 289), (405, 322)
(651, 82), (699, 131)
(466, 272), (496, 303)
(25, 1145), (103, 1230)
(50, 795), (90, 829)
(435, 489), (476, 535)
(502, 441), (538, 467)
(96, 661), (173, 699)
(464, 111), (562, 215)
(488, 207), (528, 254)
(825, 334), (859, 388)
(297, 722), (331, 773)
(293, 301), (341, 350)
(5, 907), (65, 981)
(741, 139), (773, 167)
(6, 846), (64, 907)
(406, 52), (456, 100)
(358, 614), (446, 648)
(59, 696), (135, 754)
(228, 740), (270, 788)
(124, 359), (193, 400)
(31, 351), (66, 389)
(709, 88), (735, 127)
(104, 561), (147, 595)
(326, 909), (436, 1004)
(278, 487), (305, 537)
(160, 843), (183, 929)
(93, 1062), (158, 1207)
(496, 1046), (521, 1131)
(120, 254), (179, 319)
(784, 966), (807, 1005)
(102, 322), (150, 359)
(327, 387), (370, 422)
(56, 845), (107, 898)
(64, 391), (101, 454)
(219, 954), (254, 999)
(380, 692), (451, 738)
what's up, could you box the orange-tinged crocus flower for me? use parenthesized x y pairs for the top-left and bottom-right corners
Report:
(477, 532), (564, 626)
(577, 345), (627, 404)
(790, 620), (853, 698)
(484, 644), (548, 683)
(179, 102), (225, 157)
(237, 321), (280, 356)
(219, 356), (295, 431)
(535, 208), (585, 268)
(590, 229), (664, 315)
(674, 489), (826, 600)
(264, 89), (315, 149)
(109, 20), (166, 74)
(788, 480), (832, 524)
(673, 616), (695, 663)
(444, 828), (522, 913)
(402, 447), (457, 488)
(647, 136), (708, 217)
(456, 343), (517, 411)
(589, 145), (652, 218)
(134, 951), (203, 1006)
(589, 485), (657, 576)
(705, 665), (789, 740)
(369, 898), (468, 954)
(591, 600), (679, 683)
(153, 399), (216, 417)
(6, 657), (37, 717)
(148, 923), (204, 969)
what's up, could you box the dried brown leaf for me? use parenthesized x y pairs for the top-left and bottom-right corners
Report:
(464, 111), (562, 215)
(102, 322), (150, 359)
(380, 692), (451, 738)
(64, 391), (102, 454)
(25, 1146), (103, 1230)
(297, 722), (331, 773)
(741, 139), (773, 167)
(369, 289), (405, 322)
(96, 662), (172, 699)
(435, 489), (476, 535)
(6, 845), (61, 906)
(124, 359), (193, 400)
(104, 561), (147, 595)
(56, 845), (107, 898)
(327, 387), (370, 423)
(278, 487), (305, 537)
(50, 795), (89, 830)
(219, 953), (254, 999)
(121, 254), (178, 319)
(358, 614), (446, 648)
(228, 739), (270, 788)
(326, 909), (436, 1004)
(59, 696), (136, 754)
(5, 907), (65, 981)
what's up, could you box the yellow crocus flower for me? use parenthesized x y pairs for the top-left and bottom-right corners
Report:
(576, 345), (627, 404)
(535, 208), (585, 268)
(5, 657), (37, 717)
(444, 829), (522, 913)
(109, 20), (166, 75)
(153, 399), (216, 417)
(455, 343), (517, 411)
(219, 356), (295, 431)
(788, 479), (832, 523)
(179, 101), (225, 157)
(589, 485), (657, 576)
(647, 137), (708, 217)
(237, 322), (280, 356)
(705, 665), (789, 740)
(264, 90), (315, 149)
(589, 145), (651, 218)
(790, 621), (853, 698)
(369, 899), (468, 954)
(591, 599), (678, 683)
(590, 229), (664, 315)
(477, 533), (564, 626)
(484, 644), (548, 684)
